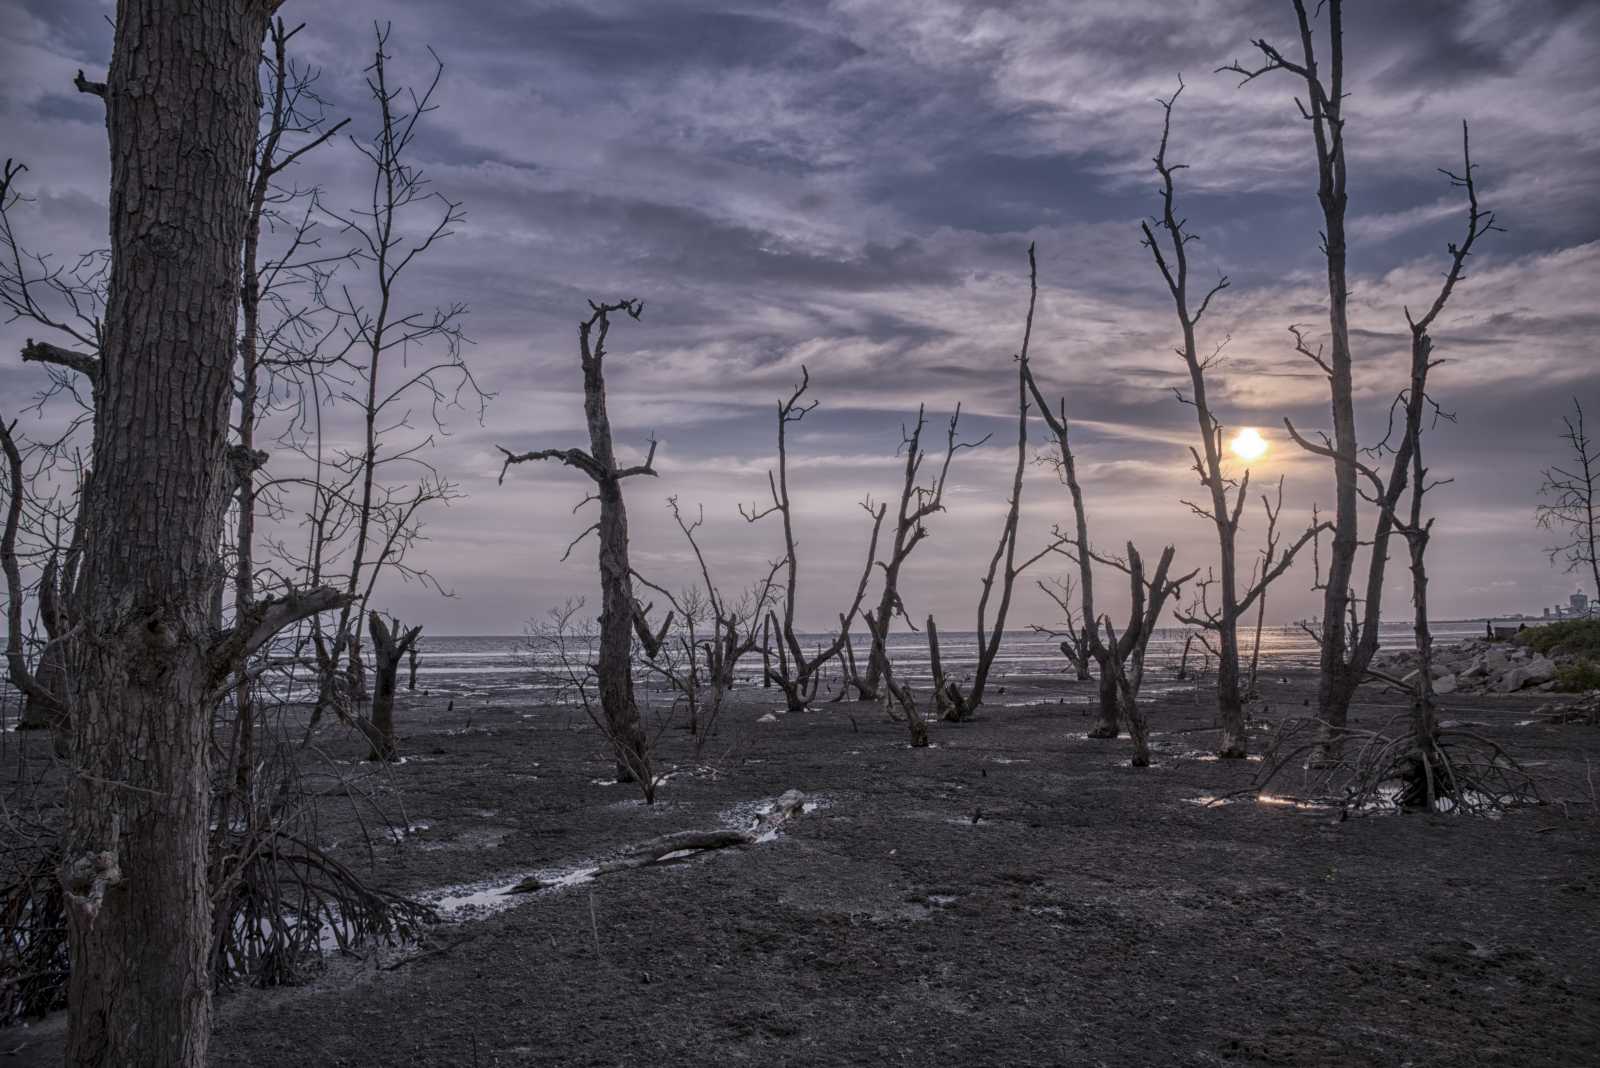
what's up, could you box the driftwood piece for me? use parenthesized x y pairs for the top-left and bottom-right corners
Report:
(504, 790), (808, 895)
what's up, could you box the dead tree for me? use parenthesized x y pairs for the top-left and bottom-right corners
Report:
(364, 611), (421, 762)
(1221, 1), (1360, 757)
(936, 244), (1062, 722)
(1099, 543), (1187, 767)
(849, 405), (988, 701)
(1224, 5), (1496, 762)
(0, 418), (68, 743)
(58, 6), (345, 1063)
(228, 16), (348, 788)
(863, 609), (927, 746)
(1032, 574), (1093, 681)
(740, 368), (886, 712)
(1140, 80), (1323, 758)
(0, 152), (102, 742)
(1024, 341), (1196, 748)
(1243, 480), (1295, 696)
(634, 496), (781, 739)
(1370, 125), (1494, 804)
(301, 26), (477, 734)
(499, 300), (659, 783)
(1537, 397), (1600, 606)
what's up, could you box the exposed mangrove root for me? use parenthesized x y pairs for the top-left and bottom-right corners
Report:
(211, 830), (437, 987)
(1248, 716), (1544, 816)
(0, 850), (67, 1024)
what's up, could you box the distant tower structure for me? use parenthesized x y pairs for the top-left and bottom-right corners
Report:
(1572, 591), (1591, 617)
(1543, 606), (1552, 619)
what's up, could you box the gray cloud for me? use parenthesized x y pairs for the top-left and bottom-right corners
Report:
(2, 1), (1597, 633)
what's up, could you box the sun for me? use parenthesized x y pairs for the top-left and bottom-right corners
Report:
(1230, 427), (1268, 462)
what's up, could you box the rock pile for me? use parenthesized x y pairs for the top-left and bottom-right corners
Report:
(1369, 638), (1561, 696)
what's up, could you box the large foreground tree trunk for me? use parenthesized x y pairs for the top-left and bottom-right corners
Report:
(62, 3), (272, 1065)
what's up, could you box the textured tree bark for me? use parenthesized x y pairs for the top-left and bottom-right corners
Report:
(61, 3), (272, 1065)
(1091, 664), (1120, 738)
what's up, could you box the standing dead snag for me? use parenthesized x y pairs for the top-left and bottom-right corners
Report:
(633, 496), (781, 741)
(938, 244), (1062, 722)
(1032, 575), (1092, 682)
(1024, 334), (1196, 757)
(1225, 5), (1498, 765)
(1099, 544), (1187, 767)
(301, 26), (478, 736)
(365, 611), (422, 762)
(1275, 122), (1495, 784)
(1140, 81), (1324, 759)
(863, 609), (927, 746)
(0, 417), (69, 744)
(1, 155), (100, 745)
(1370, 123), (1495, 807)
(1222, 1), (1359, 759)
(229, 16), (348, 788)
(853, 405), (988, 702)
(1537, 397), (1600, 606)
(741, 368), (886, 712)
(499, 299), (659, 784)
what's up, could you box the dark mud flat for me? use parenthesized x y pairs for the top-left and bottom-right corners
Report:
(11, 675), (1600, 1067)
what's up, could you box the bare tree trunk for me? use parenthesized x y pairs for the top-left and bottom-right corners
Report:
(407, 642), (419, 691)
(864, 609), (926, 747)
(1228, 9), (1491, 769)
(1101, 545), (1187, 767)
(1538, 398), (1600, 605)
(1247, 573), (1268, 696)
(761, 614), (772, 688)
(499, 301), (658, 784)
(62, 4), (274, 1064)
(1224, 1), (1356, 760)
(1092, 662), (1120, 738)
(366, 612), (421, 762)
(1407, 447), (1437, 753)
(1142, 83), (1322, 760)
(1, 423), (70, 743)
(860, 405), (984, 700)
(943, 246), (1058, 721)
(345, 632), (367, 703)
(742, 369), (885, 713)
(925, 613), (952, 720)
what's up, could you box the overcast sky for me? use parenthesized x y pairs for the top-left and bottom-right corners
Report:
(3, 0), (1598, 635)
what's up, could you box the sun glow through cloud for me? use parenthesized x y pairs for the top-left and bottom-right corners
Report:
(1230, 427), (1268, 463)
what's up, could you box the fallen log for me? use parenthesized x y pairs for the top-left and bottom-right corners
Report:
(505, 790), (808, 894)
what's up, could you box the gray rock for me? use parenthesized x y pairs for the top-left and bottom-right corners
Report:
(1495, 668), (1533, 694)
(1433, 674), (1459, 695)
(1525, 656), (1557, 684)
